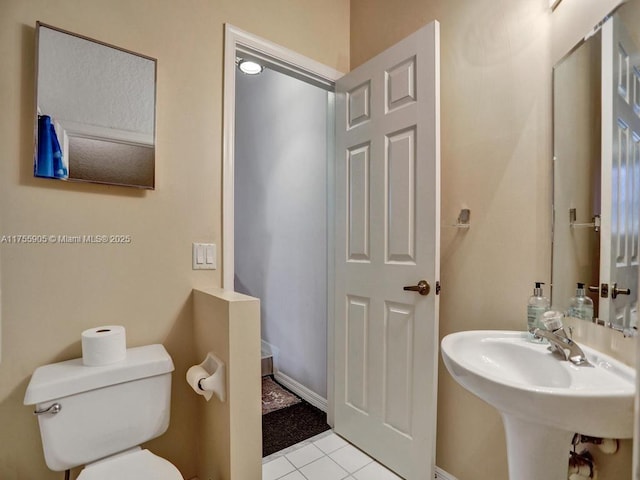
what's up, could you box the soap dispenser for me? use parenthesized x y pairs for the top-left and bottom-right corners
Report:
(567, 282), (594, 321)
(527, 282), (550, 342)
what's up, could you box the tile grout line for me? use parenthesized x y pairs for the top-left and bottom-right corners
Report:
(293, 449), (347, 479)
(271, 447), (373, 480)
(263, 429), (335, 464)
(265, 430), (400, 480)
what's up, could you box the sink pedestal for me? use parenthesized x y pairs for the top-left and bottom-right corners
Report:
(502, 414), (573, 480)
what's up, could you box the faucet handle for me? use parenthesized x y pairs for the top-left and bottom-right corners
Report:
(541, 310), (564, 332)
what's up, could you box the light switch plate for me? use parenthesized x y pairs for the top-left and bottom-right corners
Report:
(193, 243), (216, 270)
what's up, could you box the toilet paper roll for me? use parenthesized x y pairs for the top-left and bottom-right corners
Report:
(81, 325), (127, 366)
(186, 365), (214, 401)
(598, 438), (618, 454)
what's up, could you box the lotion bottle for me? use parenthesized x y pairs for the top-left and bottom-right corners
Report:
(527, 282), (550, 342)
(567, 282), (594, 322)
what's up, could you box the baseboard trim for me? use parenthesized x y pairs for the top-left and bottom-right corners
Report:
(273, 371), (328, 412)
(435, 466), (458, 480)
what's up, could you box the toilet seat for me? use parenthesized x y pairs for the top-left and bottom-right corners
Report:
(77, 448), (183, 480)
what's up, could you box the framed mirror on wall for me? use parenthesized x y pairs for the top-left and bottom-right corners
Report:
(34, 22), (157, 189)
(552, 1), (640, 333)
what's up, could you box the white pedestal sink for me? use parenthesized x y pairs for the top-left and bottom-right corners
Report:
(440, 330), (635, 480)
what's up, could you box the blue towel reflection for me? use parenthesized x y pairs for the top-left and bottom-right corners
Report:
(36, 115), (67, 179)
(36, 115), (53, 178)
(49, 122), (67, 178)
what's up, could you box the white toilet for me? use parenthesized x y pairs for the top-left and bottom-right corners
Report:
(24, 344), (184, 479)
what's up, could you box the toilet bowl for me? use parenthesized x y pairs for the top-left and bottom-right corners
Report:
(77, 448), (182, 480)
(24, 344), (183, 479)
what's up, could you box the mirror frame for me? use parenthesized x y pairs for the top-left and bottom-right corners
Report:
(34, 22), (158, 189)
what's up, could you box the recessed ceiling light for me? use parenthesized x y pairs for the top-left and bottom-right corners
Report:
(237, 59), (264, 75)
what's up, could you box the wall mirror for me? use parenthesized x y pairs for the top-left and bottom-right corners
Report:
(552, 1), (640, 333)
(34, 22), (156, 189)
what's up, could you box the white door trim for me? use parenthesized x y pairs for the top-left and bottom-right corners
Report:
(222, 24), (343, 424)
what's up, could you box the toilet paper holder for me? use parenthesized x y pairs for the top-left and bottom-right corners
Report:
(186, 352), (226, 402)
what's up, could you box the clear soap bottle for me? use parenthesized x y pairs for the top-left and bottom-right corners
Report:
(567, 282), (594, 322)
(527, 282), (550, 342)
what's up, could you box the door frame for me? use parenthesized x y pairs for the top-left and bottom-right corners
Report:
(221, 24), (343, 423)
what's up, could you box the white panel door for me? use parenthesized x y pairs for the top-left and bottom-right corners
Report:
(334, 22), (440, 480)
(600, 14), (640, 328)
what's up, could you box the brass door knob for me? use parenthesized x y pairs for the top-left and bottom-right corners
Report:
(403, 280), (430, 296)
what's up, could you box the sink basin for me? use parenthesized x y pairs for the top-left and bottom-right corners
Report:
(441, 330), (635, 438)
(441, 330), (635, 480)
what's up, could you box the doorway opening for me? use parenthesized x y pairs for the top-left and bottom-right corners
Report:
(234, 58), (331, 456)
(222, 25), (342, 457)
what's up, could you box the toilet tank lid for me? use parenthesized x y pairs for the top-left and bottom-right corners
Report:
(24, 344), (175, 405)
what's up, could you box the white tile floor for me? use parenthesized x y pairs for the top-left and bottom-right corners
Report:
(262, 431), (402, 480)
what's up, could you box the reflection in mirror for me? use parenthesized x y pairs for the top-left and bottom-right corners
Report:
(552, 2), (640, 333)
(34, 23), (156, 189)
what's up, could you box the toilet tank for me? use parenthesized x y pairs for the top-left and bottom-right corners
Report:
(24, 344), (175, 471)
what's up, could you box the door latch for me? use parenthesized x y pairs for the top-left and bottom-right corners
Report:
(599, 283), (609, 298)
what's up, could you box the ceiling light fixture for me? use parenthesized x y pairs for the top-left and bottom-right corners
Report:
(237, 59), (264, 75)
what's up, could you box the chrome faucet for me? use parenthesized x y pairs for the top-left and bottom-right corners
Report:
(533, 312), (592, 367)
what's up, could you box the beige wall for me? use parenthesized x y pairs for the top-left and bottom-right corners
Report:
(0, 1), (348, 478)
(351, 0), (629, 479)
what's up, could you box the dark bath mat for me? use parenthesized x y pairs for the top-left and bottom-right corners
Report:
(262, 399), (331, 457)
